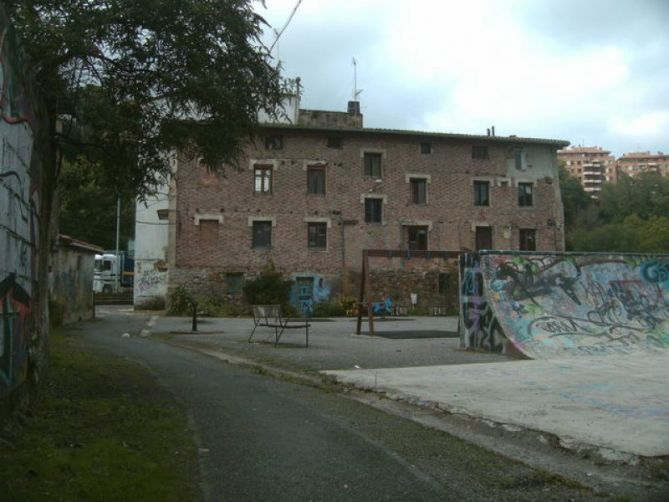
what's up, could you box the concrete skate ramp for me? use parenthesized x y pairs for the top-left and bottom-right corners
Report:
(460, 252), (669, 358)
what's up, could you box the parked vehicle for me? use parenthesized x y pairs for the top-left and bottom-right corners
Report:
(93, 251), (134, 293)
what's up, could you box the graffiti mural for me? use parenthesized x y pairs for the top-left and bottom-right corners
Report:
(289, 274), (332, 315)
(458, 254), (506, 353)
(480, 252), (669, 358)
(0, 14), (40, 398)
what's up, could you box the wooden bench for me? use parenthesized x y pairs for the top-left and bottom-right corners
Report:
(248, 305), (311, 347)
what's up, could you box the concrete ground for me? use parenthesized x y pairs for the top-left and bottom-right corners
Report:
(138, 312), (669, 461)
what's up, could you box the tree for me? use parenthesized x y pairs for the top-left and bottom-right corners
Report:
(7, 0), (282, 198)
(558, 164), (591, 227)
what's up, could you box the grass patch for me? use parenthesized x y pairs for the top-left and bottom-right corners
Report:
(0, 331), (200, 501)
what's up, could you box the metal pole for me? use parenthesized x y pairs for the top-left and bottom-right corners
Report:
(115, 195), (120, 293)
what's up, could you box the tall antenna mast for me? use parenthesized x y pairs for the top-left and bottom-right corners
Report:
(352, 57), (363, 101)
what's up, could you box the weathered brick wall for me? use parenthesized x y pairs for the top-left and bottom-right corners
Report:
(169, 127), (565, 305)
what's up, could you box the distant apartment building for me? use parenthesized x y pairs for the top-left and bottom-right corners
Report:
(557, 146), (617, 195)
(616, 151), (669, 178)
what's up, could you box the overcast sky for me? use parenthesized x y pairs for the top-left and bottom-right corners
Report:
(257, 0), (669, 157)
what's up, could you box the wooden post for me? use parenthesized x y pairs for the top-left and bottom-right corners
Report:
(356, 250), (367, 335)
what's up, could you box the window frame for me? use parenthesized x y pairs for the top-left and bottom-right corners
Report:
(307, 222), (327, 249)
(363, 152), (382, 177)
(519, 228), (537, 251)
(306, 165), (326, 195)
(265, 135), (283, 150)
(420, 142), (432, 155)
(473, 180), (490, 207)
(253, 165), (273, 194)
(252, 220), (272, 249)
(364, 197), (383, 223)
(406, 225), (428, 251)
(472, 145), (489, 159)
(410, 177), (427, 205)
(475, 226), (493, 251)
(518, 182), (534, 207)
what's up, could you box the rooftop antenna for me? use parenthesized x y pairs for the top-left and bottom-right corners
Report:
(352, 58), (363, 101)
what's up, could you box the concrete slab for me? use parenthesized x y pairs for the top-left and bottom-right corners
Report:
(323, 352), (669, 458)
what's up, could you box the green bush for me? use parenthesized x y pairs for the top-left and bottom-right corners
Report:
(167, 285), (193, 315)
(312, 302), (346, 317)
(242, 263), (293, 313)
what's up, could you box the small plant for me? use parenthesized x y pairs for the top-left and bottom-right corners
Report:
(167, 285), (194, 315)
(242, 263), (293, 312)
(313, 302), (346, 317)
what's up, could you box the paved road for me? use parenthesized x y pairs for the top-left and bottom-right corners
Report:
(83, 309), (601, 501)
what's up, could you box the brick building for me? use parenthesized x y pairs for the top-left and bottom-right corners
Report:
(616, 151), (669, 178)
(557, 146), (617, 195)
(157, 103), (568, 312)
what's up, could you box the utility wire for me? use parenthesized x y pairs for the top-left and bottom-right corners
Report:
(269, 0), (303, 53)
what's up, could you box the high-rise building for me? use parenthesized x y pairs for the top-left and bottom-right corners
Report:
(616, 151), (669, 178)
(557, 146), (617, 195)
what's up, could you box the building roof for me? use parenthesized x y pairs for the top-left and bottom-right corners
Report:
(262, 123), (570, 148)
(619, 151), (669, 160)
(57, 234), (104, 254)
(557, 146), (611, 155)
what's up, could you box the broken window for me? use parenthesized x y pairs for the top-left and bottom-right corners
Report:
(406, 226), (428, 250)
(420, 142), (432, 154)
(265, 135), (283, 150)
(473, 180), (490, 206)
(364, 152), (382, 177)
(307, 222), (327, 248)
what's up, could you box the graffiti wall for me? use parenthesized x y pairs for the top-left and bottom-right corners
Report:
(289, 273), (332, 315)
(0, 14), (41, 399)
(458, 253), (506, 353)
(478, 252), (669, 358)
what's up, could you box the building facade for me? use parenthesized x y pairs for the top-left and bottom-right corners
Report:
(155, 105), (568, 311)
(616, 151), (669, 178)
(557, 146), (617, 194)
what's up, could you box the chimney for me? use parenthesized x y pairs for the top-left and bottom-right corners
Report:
(491, 125), (495, 136)
(486, 128), (490, 136)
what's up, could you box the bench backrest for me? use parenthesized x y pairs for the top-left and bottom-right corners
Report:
(252, 304), (282, 324)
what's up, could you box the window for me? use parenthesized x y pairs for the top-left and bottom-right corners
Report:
(252, 221), (272, 248)
(254, 166), (272, 193)
(307, 222), (327, 248)
(472, 145), (489, 159)
(364, 152), (382, 177)
(265, 135), (283, 150)
(475, 226), (492, 251)
(518, 182), (533, 207)
(406, 226), (428, 250)
(364, 198), (382, 223)
(420, 142), (432, 154)
(519, 229), (536, 251)
(226, 273), (244, 295)
(327, 137), (343, 149)
(515, 150), (523, 170)
(410, 178), (427, 204)
(307, 166), (325, 195)
(473, 181), (490, 206)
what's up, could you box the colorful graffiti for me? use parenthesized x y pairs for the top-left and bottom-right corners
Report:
(0, 13), (40, 398)
(458, 254), (505, 353)
(289, 274), (332, 315)
(478, 253), (669, 358)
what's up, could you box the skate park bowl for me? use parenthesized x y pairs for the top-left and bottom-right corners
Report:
(459, 251), (669, 359)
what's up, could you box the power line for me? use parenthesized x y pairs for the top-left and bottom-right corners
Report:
(269, 0), (303, 53)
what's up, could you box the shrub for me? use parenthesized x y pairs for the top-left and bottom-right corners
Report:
(242, 263), (293, 312)
(167, 285), (194, 315)
(313, 302), (346, 318)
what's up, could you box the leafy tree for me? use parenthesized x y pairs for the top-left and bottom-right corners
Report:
(243, 263), (294, 313)
(558, 164), (592, 226)
(58, 159), (135, 250)
(598, 172), (669, 223)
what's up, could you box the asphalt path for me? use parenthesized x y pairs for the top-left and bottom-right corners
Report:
(81, 309), (602, 502)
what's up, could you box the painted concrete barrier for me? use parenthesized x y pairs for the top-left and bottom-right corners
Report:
(460, 252), (669, 359)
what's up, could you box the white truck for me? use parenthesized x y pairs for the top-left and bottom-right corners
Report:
(93, 251), (134, 293)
